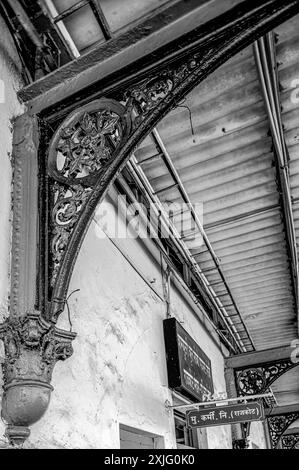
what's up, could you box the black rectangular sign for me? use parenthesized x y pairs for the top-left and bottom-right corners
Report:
(163, 318), (213, 402)
(186, 401), (265, 429)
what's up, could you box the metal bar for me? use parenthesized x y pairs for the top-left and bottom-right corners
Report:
(266, 404), (299, 416)
(205, 205), (280, 231)
(89, 0), (112, 40)
(209, 281), (226, 287)
(53, 0), (89, 23)
(202, 267), (217, 273)
(226, 344), (293, 368)
(154, 183), (179, 195)
(214, 293), (233, 299)
(139, 153), (164, 164)
(168, 393), (274, 410)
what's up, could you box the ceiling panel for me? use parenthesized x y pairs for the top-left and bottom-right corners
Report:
(135, 35), (298, 351)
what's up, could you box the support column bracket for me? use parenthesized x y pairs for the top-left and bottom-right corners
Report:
(0, 312), (75, 445)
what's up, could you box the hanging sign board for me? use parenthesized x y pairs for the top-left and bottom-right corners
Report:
(186, 401), (265, 429)
(163, 318), (214, 402)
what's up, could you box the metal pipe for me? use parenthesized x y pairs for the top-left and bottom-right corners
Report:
(205, 204), (280, 231)
(254, 41), (283, 156)
(254, 35), (299, 318)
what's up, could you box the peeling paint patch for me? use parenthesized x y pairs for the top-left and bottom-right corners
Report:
(124, 298), (139, 318)
(105, 322), (126, 344)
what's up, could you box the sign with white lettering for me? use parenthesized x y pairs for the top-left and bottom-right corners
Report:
(163, 318), (213, 402)
(186, 402), (265, 429)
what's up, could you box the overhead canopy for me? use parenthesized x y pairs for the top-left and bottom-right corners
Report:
(6, 0), (299, 412)
(133, 13), (299, 407)
(136, 14), (299, 349)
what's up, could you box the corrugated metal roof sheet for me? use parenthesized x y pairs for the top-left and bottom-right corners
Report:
(136, 37), (297, 351)
(271, 367), (299, 406)
(134, 13), (299, 405)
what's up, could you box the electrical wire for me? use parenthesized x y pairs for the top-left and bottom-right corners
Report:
(65, 288), (80, 332)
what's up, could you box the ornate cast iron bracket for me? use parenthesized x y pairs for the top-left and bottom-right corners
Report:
(268, 413), (299, 448)
(232, 438), (250, 449)
(281, 433), (299, 449)
(1, 0), (299, 447)
(235, 361), (297, 396)
(0, 312), (75, 445)
(42, 0), (299, 324)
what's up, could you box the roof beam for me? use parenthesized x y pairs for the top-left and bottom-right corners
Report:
(266, 404), (299, 416)
(226, 344), (294, 368)
(18, 0), (247, 113)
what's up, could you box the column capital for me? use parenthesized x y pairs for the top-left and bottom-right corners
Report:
(0, 311), (76, 445)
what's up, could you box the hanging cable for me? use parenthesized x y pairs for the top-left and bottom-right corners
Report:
(65, 289), (80, 332)
(177, 103), (196, 143)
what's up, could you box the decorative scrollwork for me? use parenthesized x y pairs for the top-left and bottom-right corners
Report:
(236, 361), (295, 396)
(126, 75), (174, 118)
(232, 439), (249, 449)
(51, 183), (92, 285)
(44, 0), (299, 324)
(48, 99), (129, 186)
(47, 63), (203, 298)
(48, 98), (131, 288)
(126, 57), (199, 129)
(281, 434), (299, 449)
(268, 413), (299, 448)
(236, 368), (266, 395)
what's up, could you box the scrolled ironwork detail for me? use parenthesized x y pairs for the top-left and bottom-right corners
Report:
(51, 183), (92, 286)
(42, 0), (299, 326)
(46, 63), (203, 316)
(236, 361), (295, 396)
(48, 98), (131, 290)
(125, 58), (199, 127)
(232, 438), (250, 449)
(236, 368), (266, 395)
(48, 99), (129, 186)
(3, 0), (299, 450)
(281, 434), (299, 449)
(268, 413), (299, 448)
(126, 74), (174, 119)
